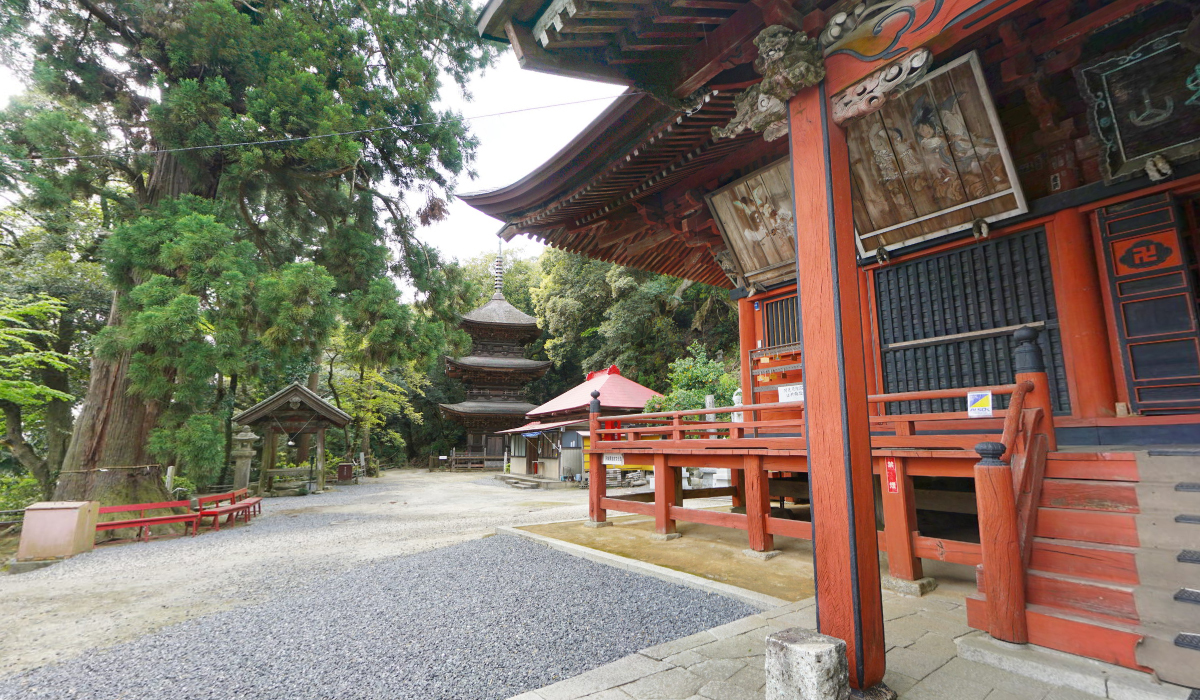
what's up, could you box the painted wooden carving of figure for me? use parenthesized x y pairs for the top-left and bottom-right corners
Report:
(912, 95), (965, 203)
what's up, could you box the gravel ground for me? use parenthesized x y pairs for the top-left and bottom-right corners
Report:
(0, 471), (596, 674)
(0, 534), (756, 700)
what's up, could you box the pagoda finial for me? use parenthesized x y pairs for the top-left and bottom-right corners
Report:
(492, 244), (504, 299)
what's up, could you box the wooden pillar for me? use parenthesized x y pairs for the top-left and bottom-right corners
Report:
(974, 441), (1028, 643)
(259, 428), (278, 494)
(654, 453), (677, 536)
(587, 390), (608, 525)
(880, 455), (922, 581)
(788, 84), (886, 691)
(1013, 327), (1057, 450)
(1048, 208), (1116, 419)
(731, 468), (747, 510)
(316, 428), (326, 493)
(744, 455), (773, 552)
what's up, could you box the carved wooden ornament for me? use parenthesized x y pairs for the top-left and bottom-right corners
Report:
(831, 48), (932, 124)
(712, 25), (825, 142)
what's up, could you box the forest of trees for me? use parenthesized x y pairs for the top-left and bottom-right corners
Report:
(0, 0), (740, 510)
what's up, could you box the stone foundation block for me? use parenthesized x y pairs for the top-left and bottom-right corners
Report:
(766, 627), (849, 700)
(584, 520), (613, 528)
(881, 575), (939, 597)
(651, 532), (681, 541)
(744, 549), (782, 560)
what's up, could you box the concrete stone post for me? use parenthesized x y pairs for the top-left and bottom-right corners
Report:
(766, 628), (850, 700)
(231, 428), (259, 491)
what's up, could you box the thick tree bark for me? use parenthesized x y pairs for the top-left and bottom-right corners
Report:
(55, 154), (212, 505)
(54, 293), (168, 504)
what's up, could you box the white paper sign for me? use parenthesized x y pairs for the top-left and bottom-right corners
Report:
(967, 391), (993, 418)
(602, 453), (625, 466)
(777, 383), (805, 403)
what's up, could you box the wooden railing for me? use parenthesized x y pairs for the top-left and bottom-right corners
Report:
(586, 327), (1055, 641)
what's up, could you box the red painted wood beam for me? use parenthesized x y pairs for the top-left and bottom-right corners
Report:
(823, 0), (1043, 94)
(787, 85), (886, 691)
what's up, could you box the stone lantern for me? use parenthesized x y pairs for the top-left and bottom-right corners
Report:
(231, 428), (259, 490)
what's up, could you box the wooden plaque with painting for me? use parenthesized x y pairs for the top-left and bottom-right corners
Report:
(705, 159), (797, 287)
(844, 52), (1026, 258)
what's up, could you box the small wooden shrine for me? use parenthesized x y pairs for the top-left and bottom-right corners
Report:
(498, 365), (661, 479)
(440, 254), (551, 468)
(232, 382), (351, 494)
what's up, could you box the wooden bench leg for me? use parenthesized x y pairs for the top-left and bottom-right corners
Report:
(880, 456), (923, 581)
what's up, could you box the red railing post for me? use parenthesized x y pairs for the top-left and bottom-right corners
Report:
(880, 454), (922, 581)
(744, 455), (773, 553)
(1013, 327), (1056, 451)
(653, 453), (678, 539)
(587, 390), (610, 528)
(974, 441), (1028, 643)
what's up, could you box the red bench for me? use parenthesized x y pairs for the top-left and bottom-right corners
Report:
(232, 488), (263, 517)
(196, 492), (253, 531)
(96, 500), (200, 542)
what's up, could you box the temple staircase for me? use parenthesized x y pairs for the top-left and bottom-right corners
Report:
(972, 448), (1200, 689)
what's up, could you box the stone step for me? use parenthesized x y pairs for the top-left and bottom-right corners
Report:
(1136, 628), (1200, 690)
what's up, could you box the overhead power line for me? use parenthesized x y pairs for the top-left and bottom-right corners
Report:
(1, 92), (639, 164)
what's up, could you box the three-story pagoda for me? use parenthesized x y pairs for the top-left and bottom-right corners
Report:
(439, 255), (550, 467)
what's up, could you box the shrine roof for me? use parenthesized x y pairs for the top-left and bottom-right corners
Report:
(233, 382), (352, 428)
(458, 88), (767, 288)
(446, 355), (552, 372)
(461, 293), (539, 327)
(527, 365), (660, 418)
(438, 400), (540, 416)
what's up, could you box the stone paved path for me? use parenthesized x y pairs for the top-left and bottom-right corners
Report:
(508, 592), (1191, 700)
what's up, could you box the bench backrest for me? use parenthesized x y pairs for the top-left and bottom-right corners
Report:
(99, 500), (191, 514)
(196, 492), (234, 507)
(231, 488), (248, 502)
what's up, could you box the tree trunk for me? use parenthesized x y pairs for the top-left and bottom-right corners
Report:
(54, 293), (168, 505)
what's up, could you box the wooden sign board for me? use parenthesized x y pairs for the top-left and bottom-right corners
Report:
(844, 52), (1026, 258)
(1075, 27), (1200, 185)
(705, 159), (797, 288)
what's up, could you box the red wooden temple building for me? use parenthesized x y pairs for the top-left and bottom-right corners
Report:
(440, 254), (551, 468)
(463, 0), (1200, 693)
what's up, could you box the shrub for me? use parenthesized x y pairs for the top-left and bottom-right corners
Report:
(0, 473), (42, 512)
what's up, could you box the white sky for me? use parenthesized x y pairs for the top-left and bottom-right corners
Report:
(0, 51), (627, 264)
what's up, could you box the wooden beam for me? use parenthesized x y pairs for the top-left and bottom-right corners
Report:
(670, 0), (765, 98)
(505, 19), (632, 86)
(823, 0), (1043, 94)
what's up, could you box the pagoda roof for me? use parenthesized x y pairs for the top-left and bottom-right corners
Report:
(439, 400), (539, 416)
(527, 365), (660, 418)
(461, 293), (539, 328)
(233, 382), (352, 428)
(446, 355), (552, 372)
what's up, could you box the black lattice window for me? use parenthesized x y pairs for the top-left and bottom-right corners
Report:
(875, 228), (1070, 414)
(763, 295), (800, 349)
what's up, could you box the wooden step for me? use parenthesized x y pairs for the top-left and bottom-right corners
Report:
(1029, 537), (1139, 585)
(1036, 507), (1139, 546)
(1040, 479), (1139, 513)
(1046, 452), (1139, 482)
(965, 597), (1145, 670)
(1025, 571), (1139, 625)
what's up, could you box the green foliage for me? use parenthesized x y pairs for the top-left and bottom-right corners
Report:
(148, 414), (225, 489)
(644, 342), (740, 413)
(0, 0), (499, 490)
(0, 295), (73, 406)
(532, 249), (739, 392)
(168, 475), (197, 499)
(0, 472), (41, 511)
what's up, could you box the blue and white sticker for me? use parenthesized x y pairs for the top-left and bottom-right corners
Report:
(967, 390), (993, 418)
